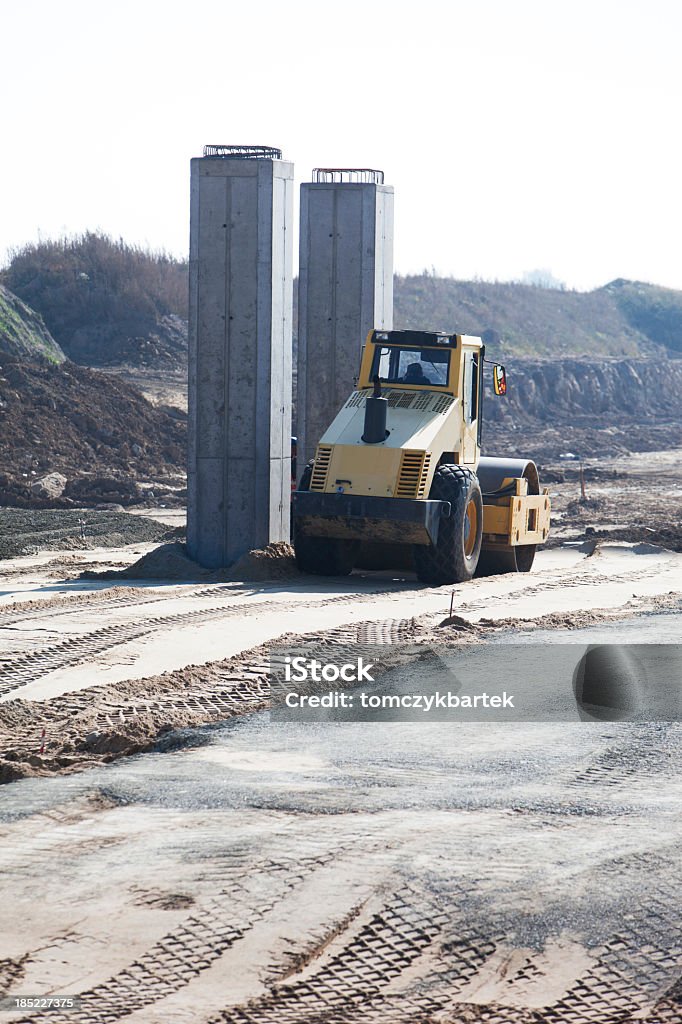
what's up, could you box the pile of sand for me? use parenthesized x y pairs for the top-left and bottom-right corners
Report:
(86, 542), (213, 581)
(84, 541), (299, 582)
(228, 541), (298, 581)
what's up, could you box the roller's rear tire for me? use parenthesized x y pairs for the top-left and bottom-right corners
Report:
(475, 544), (536, 576)
(414, 465), (483, 585)
(292, 461), (357, 576)
(294, 534), (357, 576)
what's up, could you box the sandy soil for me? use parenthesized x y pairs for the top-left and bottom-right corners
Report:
(0, 536), (680, 784)
(539, 447), (682, 550)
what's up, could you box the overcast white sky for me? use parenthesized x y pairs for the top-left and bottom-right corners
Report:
(2, 0), (681, 291)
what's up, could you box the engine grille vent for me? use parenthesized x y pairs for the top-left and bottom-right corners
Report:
(418, 454), (432, 496)
(310, 446), (333, 491)
(411, 393), (434, 411)
(344, 390), (453, 413)
(384, 392), (409, 409)
(346, 389), (415, 409)
(432, 394), (454, 414)
(396, 451), (431, 499)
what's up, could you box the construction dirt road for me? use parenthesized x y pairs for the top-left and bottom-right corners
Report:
(0, 451), (681, 1023)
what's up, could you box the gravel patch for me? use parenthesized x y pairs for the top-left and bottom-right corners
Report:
(0, 508), (182, 560)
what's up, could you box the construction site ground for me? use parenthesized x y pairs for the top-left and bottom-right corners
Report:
(0, 449), (681, 1023)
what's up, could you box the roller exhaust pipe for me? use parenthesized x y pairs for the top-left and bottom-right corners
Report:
(362, 375), (389, 444)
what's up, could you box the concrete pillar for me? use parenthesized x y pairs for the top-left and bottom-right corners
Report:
(297, 169), (394, 467)
(188, 145), (293, 568)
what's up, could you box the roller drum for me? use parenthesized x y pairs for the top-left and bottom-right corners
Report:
(476, 456), (540, 575)
(477, 456), (540, 496)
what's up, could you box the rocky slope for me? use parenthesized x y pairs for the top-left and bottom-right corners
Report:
(483, 357), (682, 459)
(486, 357), (682, 422)
(0, 285), (65, 363)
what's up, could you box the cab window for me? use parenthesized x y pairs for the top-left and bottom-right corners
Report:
(370, 345), (450, 386)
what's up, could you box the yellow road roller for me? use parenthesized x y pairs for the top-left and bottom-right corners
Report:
(293, 329), (550, 583)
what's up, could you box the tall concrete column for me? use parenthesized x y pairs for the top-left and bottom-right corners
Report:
(297, 169), (394, 467)
(188, 145), (293, 568)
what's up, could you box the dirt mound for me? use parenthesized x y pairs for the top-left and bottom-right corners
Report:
(86, 541), (299, 582)
(0, 358), (186, 508)
(88, 542), (214, 581)
(229, 541), (298, 580)
(394, 275), (678, 358)
(61, 313), (188, 368)
(1, 233), (188, 368)
(0, 508), (179, 560)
